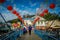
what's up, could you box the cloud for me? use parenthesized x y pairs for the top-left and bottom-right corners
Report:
(36, 3), (49, 14)
(18, 10), (34, 15)
(13, 4), (17, 9)
(19, 10), (29, 15)
(19, 10), (22, 12)
(36, 7), (45, 14)
(23, 10), (29, 13)
(36, 8), (39, 12)
(29, 1), (37, 7)
(36, 8), (41, 14)
(13, 5), (20, 12)
(13, 4), (20, 11)
(31, 3), (36, 7)
(13, 4), (28, 14)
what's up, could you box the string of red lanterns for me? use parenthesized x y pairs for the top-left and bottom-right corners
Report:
(33, 9), (48, 25)
(7, 5), (25, 26)
(0, 0), (56, 26)
(33, 16), (40, 25)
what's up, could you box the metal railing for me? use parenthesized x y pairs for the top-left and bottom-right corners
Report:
(34, 30), (60, 40)
(0, 29), (23, 40)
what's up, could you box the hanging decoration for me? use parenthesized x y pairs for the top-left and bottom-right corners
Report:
(12, 10), (17, 14)
(7, 5), (13, 11)
(15, 13), (19, 16)
(33, 16), (40, 25)
(43, 9), (48, 13)
(40, 12), (44, 17)
(7, 6), (25, 26)
(49, 3), (55, 9)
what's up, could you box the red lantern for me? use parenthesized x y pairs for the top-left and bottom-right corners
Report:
(7, 6), (13, 11)
(15, 13), (19, 16)
(18, 16), (22, 21)
(18, 16), (22, 19)
(18, 15), (24, 24)
(11, 9), (24, 26)
(40, 13), (44, 17)
(43, 9), (48, 13)
(49, 3), (55, 9)
(18, 15), (22, 19)
(12, 10), (17, 14)
(18, 15), (21, 17)
(0, 0), (5, 3)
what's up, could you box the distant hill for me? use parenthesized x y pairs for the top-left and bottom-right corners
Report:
(7, 14), (35, 23)
(23, 14), (35, 18)
(7, 18), (21, 23)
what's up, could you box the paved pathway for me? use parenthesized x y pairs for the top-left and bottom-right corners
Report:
(17, 31), (42, 40)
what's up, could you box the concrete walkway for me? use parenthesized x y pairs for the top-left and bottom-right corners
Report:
(17, 31), (42, 40)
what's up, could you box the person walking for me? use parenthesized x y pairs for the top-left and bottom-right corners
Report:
(23, 27), (27, 35)
(28, 25), (32, 35)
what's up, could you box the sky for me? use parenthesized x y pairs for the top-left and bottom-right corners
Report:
(0, 0), (60, 21)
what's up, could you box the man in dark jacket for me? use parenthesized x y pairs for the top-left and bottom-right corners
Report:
(28, 25), (32, 35)
(23, 27), (27, 35)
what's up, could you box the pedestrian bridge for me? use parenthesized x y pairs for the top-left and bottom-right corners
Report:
(17, 31), (42, 40)
(0, 29), (60, 40)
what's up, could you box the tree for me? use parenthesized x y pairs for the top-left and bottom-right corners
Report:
(58, 12), (60, 21)
(43, 12), (60, 27)
(43, 13), (59, 21)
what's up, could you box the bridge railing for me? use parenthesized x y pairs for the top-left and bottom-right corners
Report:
(0, 29), (23, 40)
(34, 30), (60, 40)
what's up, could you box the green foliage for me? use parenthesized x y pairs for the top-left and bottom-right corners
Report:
(7, 18), (21, 23)
(23, 14), (35, 18)
(43, 12), (60, 21)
